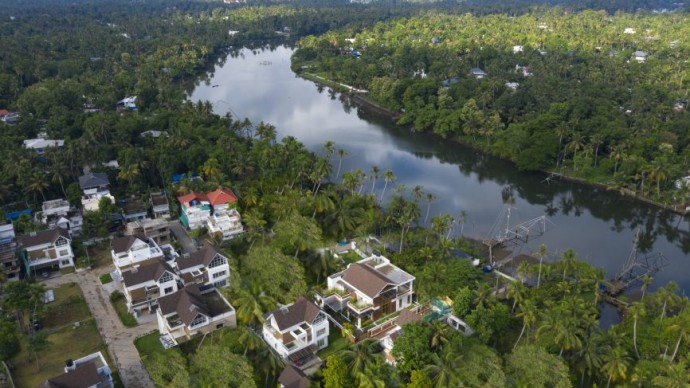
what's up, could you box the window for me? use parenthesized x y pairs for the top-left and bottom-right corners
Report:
(61, 260), (71, 266)
(160, 272), (173, 283)
(212, 270), (227, 279)
(317, 338), (326, 347)
(190, 315), (206, 327)
(208, 255), (226, 269)
(164, 287), (173, 294)
(213, 280), (227, 288)
(317, 328), (326, 337)
(216, 323), (224, 329)
(55, 237), (68, 246)
(398, 299), (402, 308)
(58, 250), (69, 257)
(407, 295), (411, 304)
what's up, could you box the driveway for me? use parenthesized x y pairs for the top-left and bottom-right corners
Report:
(42, 269), (155, 388)
(168, 220), (197, 253)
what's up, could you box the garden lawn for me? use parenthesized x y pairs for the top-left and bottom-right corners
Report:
(134, 331), (165, 359)
(10, 321), (105, 388)
(41, 283), (91, 329)
(316, 330), (350, 360)
(109, 292), (137, 327)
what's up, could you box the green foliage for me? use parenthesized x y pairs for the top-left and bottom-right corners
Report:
(415, 259), (484, 300)
(391, 323), (435, 376)
(466, 302), (510, 344)
(506, 345), (572, 388)
(109, 291), (137, 327)
(99, 273), (113, 284)
(323, 356), (351, 388)
(408, 370), (433, 388)
(0, 318), (20, 361)
(190, 344), (256, 388)
(240, 246), (307, 304)
(452, 287), (473, 317)
(146, 351), (190, 388)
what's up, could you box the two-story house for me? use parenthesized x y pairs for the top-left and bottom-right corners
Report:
(18, 228), (74, 277)
(178, 189), (238, 231)
(0, 221), (19, 281)
(176, 243), (230, 290)
(263, 297), (329, 364)
(149, 192), (170, 219)
(121, 198), (147, 222)
(156, 284), (236, 347)
(37, 198), (83, 236)
(125, 218), (170, 245)
(79, 172), (115, 212)
(206, 208), (243, 241)
(110, 234), (164, 274)
(121, 257), (180, 315)
(317, 253), (415, 328)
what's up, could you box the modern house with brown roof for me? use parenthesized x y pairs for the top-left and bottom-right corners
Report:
(263, 297), (329, 363)
(110, 234), (164, 274)
(18, 228), (74, 277)
(278, 365), (309, 388)
(121, 257), (181, 315)
(156, 284), (236, 347)
(317, 253), (415, 328)
(38, 351), (113, 388)
(175, 243), (230, 290)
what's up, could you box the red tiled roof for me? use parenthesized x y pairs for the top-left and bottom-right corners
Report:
(206, 189), (237, 205)
(0, 109), (10, 116)
(177, 192), (207, 206)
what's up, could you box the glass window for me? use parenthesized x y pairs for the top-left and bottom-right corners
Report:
(160, 272), (173, 283)
(317, 328), (326, 336)
(208, 255), (226, 269)
(212, 270), (227, 279)
(190, 315), (206, 327)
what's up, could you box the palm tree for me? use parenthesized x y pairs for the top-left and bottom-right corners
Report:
(430, 320), (450, 351)
(237, 327), (263, 356)
(369, 165), (379, 195)
(255, 343), (283, 387)
(559, 249), (578, 281)
(601, 346), (631, 387)
(323, 140), (335, 160)
(665, 307), (690, 362)
(576, 330), (607, 385)
(534, 244), (548, 288)
(341, 340), (380, 376)
(26, 171), (49, 201)
(640, 274), (653, 300)
(118, 164), (141, 186)
(652, 362), (690, 388)
(335, 148), (348, 179)
(424, 351), (458, 388)
(506, 281), (527, 313)
(423, 192), (437, 223)
(628, 302), (646, 359)
(232, 281), (276, 326)
(380, 169), (395, 203)
(513, 299), (537, 350)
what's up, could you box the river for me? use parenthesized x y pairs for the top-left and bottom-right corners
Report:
(189, 43), (690, 294)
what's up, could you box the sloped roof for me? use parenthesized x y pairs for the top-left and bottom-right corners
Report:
(40, 362), (101, 388)
(111, 234), (147, 254)
(157, 284), (210, 326)
(18, 228), (70, 248)
(206, 189), (237, 205)
(278, 365), (309, 388)
(78, 173), (110, 190)
(23, 139), (64, 149)
(341, 263), (393, 299)
(177, 192), (207, 206)
(122, 258), (175, 287)
(270, 297), (321, 331)
(177, 243), (225, 271)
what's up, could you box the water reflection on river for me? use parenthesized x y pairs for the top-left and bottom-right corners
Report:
(189, 43), (690, 293)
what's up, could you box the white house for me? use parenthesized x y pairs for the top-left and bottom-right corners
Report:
(206, 208), (243, 241)
(121, 257), (180, 314)
(157, 284), (236, 347)
(18, 228), (74, 277)
(37, 198), (83, 236)
(23, 138), (64, 155)
(79, 172), (115, 212)
(178, 189), (239, 231)
(470, 67), (486, 79)
(632, 50), (649, 63)
(110, 234), (164, 274)
(176, 243), (230, 289)
(317, 253), (414, 328)
(263, 297), (329, 363)
(40, 351), (114, 388)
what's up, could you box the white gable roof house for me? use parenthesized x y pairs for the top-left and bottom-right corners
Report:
(110, 234), (164, 274)
(37, 198), (83, 236)
(263, 297), (330, 365)
(23, 138), (64, 155)
(18, 228), (74, 277)
(121, 257), (180, 315)
(157, 284), (236, 348)
(176, 243), (231, 290)
(39, 351), (114, 388)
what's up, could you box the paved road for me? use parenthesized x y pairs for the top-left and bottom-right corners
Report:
(168, 220), (197, 253)
(43, 269), (156, 388)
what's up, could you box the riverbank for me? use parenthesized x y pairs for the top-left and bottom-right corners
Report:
(296, 71), (689, 216)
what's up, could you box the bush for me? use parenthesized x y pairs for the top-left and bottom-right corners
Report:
(110, 290), (123, 303)
(109, 291), (137, 327)
(100, 273), (113, 284)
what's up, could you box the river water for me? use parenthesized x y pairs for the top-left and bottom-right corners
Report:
(189, 44), (690, 293)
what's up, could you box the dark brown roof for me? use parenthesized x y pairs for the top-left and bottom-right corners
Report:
(19, 228), (70, 248)
(157, 284), (210, 326)
(111, 234), (147, 254)
(278, 365), (308, 388)
(150, 192), (168, 206)
(122, 258), (176, 287)
(40, 362), (101, 388)
(341, 263), (393, 299)
(270, 297), (321, 331)
(177, 243), (224, 271)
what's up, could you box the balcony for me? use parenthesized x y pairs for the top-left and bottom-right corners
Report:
(318, 288), (350, 299)
(348, 299), (374, 314)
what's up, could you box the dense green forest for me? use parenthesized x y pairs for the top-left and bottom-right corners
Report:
(0, 0), (689, 387)
(293, 10), (690, 210)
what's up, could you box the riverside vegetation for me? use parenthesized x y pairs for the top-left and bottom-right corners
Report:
(0, 0), (689, 387)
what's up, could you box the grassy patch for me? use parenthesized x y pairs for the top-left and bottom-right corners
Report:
(99, 273), (113, 284)
(84, 242), (114, 269)
(109, 292), (137, 327)
(134, 331), (165, 359)
(41, 283), (91, 329)
(10, 321), (105, 388)
(317, 330), (351, 360)
(59, 267), (76, 275)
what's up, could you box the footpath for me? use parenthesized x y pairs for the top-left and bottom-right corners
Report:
(43, 269), (155, 388)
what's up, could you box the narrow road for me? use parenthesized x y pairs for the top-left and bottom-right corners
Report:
(42, 270), (156, 388)
(168, 220), (197, 253)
